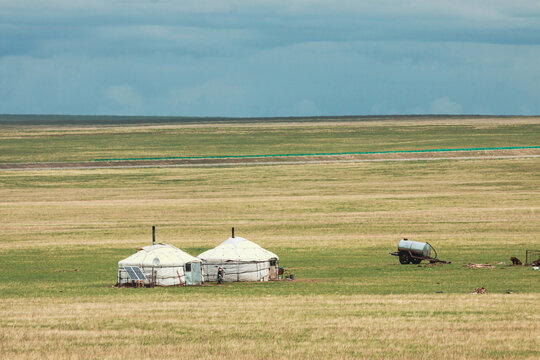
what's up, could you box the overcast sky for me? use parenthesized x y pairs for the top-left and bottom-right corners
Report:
(1, 0), (539, 116)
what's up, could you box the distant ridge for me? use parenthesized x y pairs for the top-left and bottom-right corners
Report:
(0, 114), (537, 126)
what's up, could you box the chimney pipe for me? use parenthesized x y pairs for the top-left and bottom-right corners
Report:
(152, 226), (155, 245)
(232, 227), (235, 238)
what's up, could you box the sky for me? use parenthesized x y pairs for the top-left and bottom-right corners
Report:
(0, 0), (539, 117)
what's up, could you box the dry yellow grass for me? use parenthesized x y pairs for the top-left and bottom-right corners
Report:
(1, 116), (539, 138)
(1, 158), (538, 250)
(0, 294), (538, 359)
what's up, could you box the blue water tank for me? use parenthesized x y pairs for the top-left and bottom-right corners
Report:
(398, 239), (431, 258)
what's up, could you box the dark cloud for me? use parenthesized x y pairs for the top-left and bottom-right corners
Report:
(0, 1), (539, 115)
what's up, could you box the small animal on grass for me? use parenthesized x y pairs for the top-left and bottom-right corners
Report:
(510, 257), (522, 266)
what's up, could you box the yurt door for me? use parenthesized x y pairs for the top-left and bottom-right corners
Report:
(185, 262), (201, 285)
(185, 263), (193, 285)
(269, 259), (278, 280)
(191, 262), (201, 284)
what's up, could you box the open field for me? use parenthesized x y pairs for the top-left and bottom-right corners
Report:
(0, 116), (539, 359)
(1, 295), (538, 359)
(1, 116), (539, 164)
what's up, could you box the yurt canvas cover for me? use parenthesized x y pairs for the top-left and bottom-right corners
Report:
(118, 244), (203, 286)
(198, 237), (279, 282)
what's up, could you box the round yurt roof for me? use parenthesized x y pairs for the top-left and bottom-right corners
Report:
(119, 244), (201, 268)
(197, 237), (278, 262)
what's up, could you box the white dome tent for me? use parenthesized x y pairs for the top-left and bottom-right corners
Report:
(198, 229), (279, 282)
(118, 244), (203, 286)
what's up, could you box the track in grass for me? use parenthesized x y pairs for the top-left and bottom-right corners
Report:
(1, 154), (540, 171)
(2, 145), (539, 171)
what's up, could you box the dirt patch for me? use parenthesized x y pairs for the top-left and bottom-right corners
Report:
(464, 263), (495, 269)
(200, 282), (237, 287)
(197, 278), (321, 285)
(55, 269), (80, 272)
(2, 148), (539, 171)
(289, 278), (321, 283)
(418, 262), (447, 267)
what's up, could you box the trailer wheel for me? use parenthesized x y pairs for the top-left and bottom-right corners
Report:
(411, 258), (422, 264)
(399, 251), (411, 264)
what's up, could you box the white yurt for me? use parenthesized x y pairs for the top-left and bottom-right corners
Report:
(198, 232), (279, 282)
(118, 244), (203, 286)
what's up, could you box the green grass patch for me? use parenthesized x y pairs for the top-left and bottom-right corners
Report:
(1, 119), (539, 163)
(1, 245), (537, 299)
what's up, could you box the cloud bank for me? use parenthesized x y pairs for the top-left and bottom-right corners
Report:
(1, 0), (539, 116)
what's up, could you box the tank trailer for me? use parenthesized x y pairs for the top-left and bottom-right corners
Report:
(390, 239), (450, 264)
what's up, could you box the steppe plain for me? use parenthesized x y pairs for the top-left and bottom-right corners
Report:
(0, 115), (539, 359)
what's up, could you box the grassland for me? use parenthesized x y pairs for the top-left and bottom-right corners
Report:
(1, 116), (539, 163)
(0, 116), (539, 359)
(1, 295), (537, 359)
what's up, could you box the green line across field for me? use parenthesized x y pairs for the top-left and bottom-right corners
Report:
(94, 145), (540, 162)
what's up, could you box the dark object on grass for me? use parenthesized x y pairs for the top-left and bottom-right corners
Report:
(278, 266), (295, 280)
(525, 250), (540, 265)
(510, 257), (522, 266)
(472, 287), (487, 294)
(389, 238), (450, 265)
